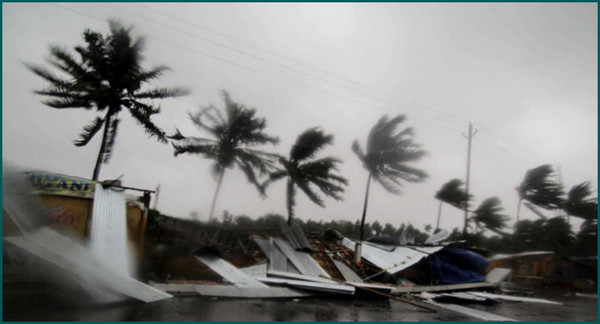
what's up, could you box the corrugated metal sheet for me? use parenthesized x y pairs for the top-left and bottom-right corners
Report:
(195, 285), (313, 298)
(342, 237), (444, 275)
(327, 253), (364, 283)
(252, 237), (301, 274)
(272, 238), (331, 279)
(195, 251), (266, 288)
(90, 185), (131, 277)
(257, 277), (355, 295)
(467, 292), (562, 305)
(424, 229), (449, 244)
(281, 224), (314, 251)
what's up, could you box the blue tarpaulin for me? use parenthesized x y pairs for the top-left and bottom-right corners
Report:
(430, 247), (489, 284)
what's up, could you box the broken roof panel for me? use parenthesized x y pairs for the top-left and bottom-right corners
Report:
(194, 250), (266, 288)
(280, 224), (314, 251)
(252, 237), (301, 274)
(328, 253), (364, 283)
(195, 285), (314, 298)
(272, 238), (331, 279)
(341, 237), (444, 275)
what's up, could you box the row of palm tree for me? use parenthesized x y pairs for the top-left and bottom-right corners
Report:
(27, 21), (594, 251)
(435, 164), (597, 241)
(27, 21), (428, 242)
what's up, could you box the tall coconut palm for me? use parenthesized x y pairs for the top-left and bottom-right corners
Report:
(352, 115), (427, 242)
(470, 197), (510, 236)
(170, 90), (279, 220)
(26, 20), (188, 180)
(262, 127), (348, 225)
(516, 164), (564, 222)
(434, 179), (471, 232)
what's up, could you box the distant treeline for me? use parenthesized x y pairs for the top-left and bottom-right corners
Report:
(148, 209), (596, 259)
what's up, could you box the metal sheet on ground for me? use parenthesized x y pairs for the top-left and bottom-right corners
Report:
(239, 261), (268, 278)
(149, 282), (198, 294)
(252, 237), (300, 274)
(258, 277), (355, 295)
(272, 238), (331, 278)
(269, 238), (300, 273)
(267, 270), (339, 284)
(194, 253), (266, 288)
(392, 282), (495, 294)
(195, 285), (314, 298)
(485, 268), (512, 283)
(328, 255), (364, 283)
(425, 301), (516, 321)
(467, 292), (563, 305)
(4, 228), (172, 303)
(280, 224), (314, 251)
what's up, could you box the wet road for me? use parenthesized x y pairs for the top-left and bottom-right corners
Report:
(3, 282), (597, 321)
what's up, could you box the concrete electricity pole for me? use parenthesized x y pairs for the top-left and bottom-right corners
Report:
(462, 122), (477, 238)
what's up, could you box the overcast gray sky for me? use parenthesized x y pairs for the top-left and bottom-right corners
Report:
(3, 3), (597, 234)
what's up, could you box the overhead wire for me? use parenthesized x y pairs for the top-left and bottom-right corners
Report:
(48, 3), (594, 185)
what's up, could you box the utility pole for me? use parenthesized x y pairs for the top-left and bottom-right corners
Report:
(462, 122), (477, 239)
(153, 183), (160, 210)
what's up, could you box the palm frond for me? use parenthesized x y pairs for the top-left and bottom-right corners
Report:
(74, 116), (105, 147)
(134, 87), (189, 99)
(172, 142), (218, 157)
(128, 101), (167, 142)
(261, 169), (288, 190)
(518, 164), (564, 209)
(295, 179), (325, 207)
(236, 159), (266, 197)
(471, 197), (510, 233)
(356, 114), (427, 194)
(435, 179), (471, 210)
(290, 127), (333, 161)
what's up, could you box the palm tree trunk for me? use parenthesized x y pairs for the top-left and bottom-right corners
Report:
(359, 174), (372, 241)
(208, 170), (225, 221)
(92, 115), (112, 181)
(435, 200), (443, 232)
(286, 178), (294, 225)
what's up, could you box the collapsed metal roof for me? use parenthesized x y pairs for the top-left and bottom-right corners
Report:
(341, 237), (444, 275)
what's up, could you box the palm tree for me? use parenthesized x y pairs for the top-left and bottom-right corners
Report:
(170, 90), (279, 220)
(262, 128), (348, 225)
(434, 179), (471, 232)
(470, 197), (510, 236)
(26, 20), (187, 180)
(516, 164), (564, 222)
(352, 114), (427, 242)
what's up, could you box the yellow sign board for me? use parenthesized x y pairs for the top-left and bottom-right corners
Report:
(24, 171), (95, 199)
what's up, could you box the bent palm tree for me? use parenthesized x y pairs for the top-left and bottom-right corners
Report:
(352, 115), (427, 241)
(170, 90), (279, 220)
(516, 164), (564, 222)
(470, 197), (510, 236)
(434, 179), (471, 232)
(263, 127), (348, 225)
(26, 20), (187, 180)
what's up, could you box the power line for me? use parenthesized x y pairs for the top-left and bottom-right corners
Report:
(46, 3), (595, 186)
